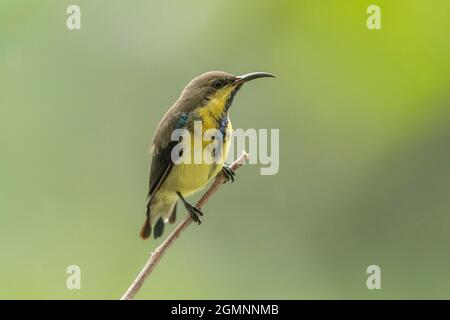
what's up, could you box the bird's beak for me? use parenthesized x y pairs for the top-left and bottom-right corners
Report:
(233, 72), (276, 85)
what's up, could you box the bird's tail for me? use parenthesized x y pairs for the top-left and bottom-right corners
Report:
(140, 216), (152, 239)
(140, 202), (177, 240)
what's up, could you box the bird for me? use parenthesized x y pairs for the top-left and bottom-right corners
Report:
(140, 71), (275, 239)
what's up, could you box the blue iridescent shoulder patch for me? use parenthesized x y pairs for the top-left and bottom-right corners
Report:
(175, 113), (188, 129)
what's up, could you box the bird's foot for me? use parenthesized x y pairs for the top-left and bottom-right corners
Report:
(221, 165), (235, 183)
(176, 191), (203, 225)
(184, 202), (203, 224)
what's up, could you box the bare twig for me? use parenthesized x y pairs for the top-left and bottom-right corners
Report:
(120, 152), (249, 300)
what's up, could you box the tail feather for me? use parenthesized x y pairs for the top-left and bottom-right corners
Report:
(141, 202), (177, 240)
(154, 217), (165, 239)
(140, 216), (152, 239)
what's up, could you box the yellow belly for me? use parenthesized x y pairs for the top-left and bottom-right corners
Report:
(166, 163), (221, 196)
(160, 122), (232, 197)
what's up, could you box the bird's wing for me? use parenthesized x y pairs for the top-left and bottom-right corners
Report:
(147, 146), (174, 198)
(141, 99), (196, 239)
(147, 112), (189, 204)
(141, 136), (177, 239)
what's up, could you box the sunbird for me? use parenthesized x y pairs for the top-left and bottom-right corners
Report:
(140, 71), (275, 239)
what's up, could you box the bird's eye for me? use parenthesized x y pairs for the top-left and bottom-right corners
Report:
(212, 79), (226, 89)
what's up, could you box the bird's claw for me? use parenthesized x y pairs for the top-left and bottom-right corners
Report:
(185, 203), (203, 225)
(221, 165), (236, 183)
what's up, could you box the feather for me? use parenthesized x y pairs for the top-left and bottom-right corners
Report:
(154, 217), (165, 239)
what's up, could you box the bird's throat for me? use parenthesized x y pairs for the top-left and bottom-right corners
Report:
(197, 85), (239, 127)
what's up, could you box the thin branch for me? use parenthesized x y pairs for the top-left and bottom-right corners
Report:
(120, 151), (249, 300)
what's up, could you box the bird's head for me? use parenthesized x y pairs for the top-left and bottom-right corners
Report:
(181, 71), (276, 113)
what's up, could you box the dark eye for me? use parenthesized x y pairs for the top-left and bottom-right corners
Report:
(212, 79), (226, 89)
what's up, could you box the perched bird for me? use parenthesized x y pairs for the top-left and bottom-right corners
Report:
(140, 71), (275, 239)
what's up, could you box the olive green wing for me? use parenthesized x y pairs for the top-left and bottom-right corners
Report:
(140, 112), (188, 239)
(146, 112), (189, 209)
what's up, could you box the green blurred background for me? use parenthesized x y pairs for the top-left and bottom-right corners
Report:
(1, 0), (450, 299)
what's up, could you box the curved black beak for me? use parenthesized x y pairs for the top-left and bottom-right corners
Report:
(234, 72), (276, 85)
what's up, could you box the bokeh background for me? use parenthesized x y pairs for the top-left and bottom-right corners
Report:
(1, 0), (450, 299)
